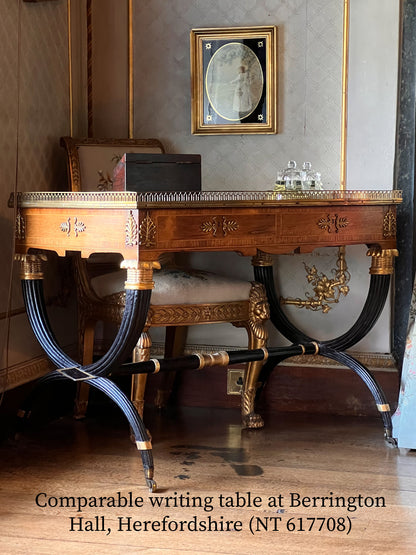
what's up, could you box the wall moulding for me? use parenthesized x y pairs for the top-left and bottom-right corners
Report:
(0, 355), (54, 393)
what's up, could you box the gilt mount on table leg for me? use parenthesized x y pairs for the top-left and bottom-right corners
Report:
(15, 253), (159, 491)
(251, 247), (398, 442)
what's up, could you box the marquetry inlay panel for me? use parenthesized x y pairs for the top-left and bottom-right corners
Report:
(15, 193), (400, 260)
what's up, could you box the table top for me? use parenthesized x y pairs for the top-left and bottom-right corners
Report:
(14, 190), (402, 259)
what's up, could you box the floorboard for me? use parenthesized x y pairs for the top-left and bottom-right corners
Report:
(0, 406), (415, 554)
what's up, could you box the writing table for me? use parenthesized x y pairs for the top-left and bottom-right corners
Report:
(14, 190), (402, 491)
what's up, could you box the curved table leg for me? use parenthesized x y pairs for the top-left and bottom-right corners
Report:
(16, 371), (156, 491)
(252, 249), (395, 350)
(319, 346), (396, 445)
(251, 248), (398, 438)
(22, 278), (151, 376)
(16, 254), (159, 490)
(253, 346), (396, 445)
(90, 376), (157, 492)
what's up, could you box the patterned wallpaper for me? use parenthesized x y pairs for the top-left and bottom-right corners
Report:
(129, 0), (399, 353)
(0, 0), (400, 381)
(0, 0), (71, 377)
(132, 0), (343, 191)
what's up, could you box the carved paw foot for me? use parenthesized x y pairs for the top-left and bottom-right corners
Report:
(242, 412), (264, 429)
(73, 401), (88, 420)
(154, 389), (170, 409)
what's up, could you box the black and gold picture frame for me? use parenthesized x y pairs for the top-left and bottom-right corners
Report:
(190, 26), (277, 135)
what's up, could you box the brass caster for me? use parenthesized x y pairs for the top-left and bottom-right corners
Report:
(146, 478), (157, 493)
(384, 429), (398, 448)
(242, 412), (264, 429)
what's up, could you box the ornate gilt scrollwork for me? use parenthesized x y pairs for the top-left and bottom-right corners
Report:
(233, 282), (269, 429)
(317, 214), (349, 233)
(201, 216), (239, 237)
(138, 212), (156, 248)
(247, 282), (270, 341)
(149, 302), (248, 325)
(280, 246), (350, 313)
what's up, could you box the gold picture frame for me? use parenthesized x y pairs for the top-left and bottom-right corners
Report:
(190, 26), (277, 135)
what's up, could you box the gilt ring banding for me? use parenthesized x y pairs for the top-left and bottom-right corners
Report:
(150, 359), (160, 373)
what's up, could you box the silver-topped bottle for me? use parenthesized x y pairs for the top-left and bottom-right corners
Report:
(302, 161), (323, 190)
(283, 160), (302, 191)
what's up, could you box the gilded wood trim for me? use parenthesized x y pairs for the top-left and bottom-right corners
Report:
(86, 0), (93, 137)
(148, 301), (250, 326)
(94, 293), (250, 327)
(340, 0), (350, 189)
(128, 0), (134, 138)
(59, 136), (165, 193)
(67, 0), (73, 137)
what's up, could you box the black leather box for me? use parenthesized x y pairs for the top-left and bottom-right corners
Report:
(112, 153), (201, 192)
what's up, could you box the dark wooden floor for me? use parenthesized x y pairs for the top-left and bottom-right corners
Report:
(0, 403), (415, 554)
